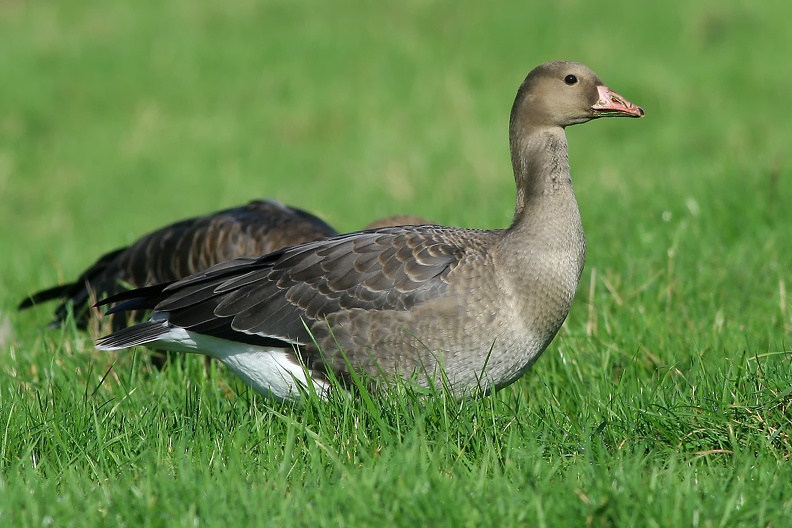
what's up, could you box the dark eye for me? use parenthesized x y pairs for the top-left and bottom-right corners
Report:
(564, 74), (578, 85)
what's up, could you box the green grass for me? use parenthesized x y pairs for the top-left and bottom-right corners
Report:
(2, 0), (792, 525)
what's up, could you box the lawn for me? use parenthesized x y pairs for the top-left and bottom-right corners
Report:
(1, 0), (791, 526)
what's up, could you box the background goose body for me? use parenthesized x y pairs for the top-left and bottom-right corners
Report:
(96, 61), (644, 401)
(19, 199), (428, 331)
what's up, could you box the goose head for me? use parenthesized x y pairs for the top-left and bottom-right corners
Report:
(509, 61), (644, 132)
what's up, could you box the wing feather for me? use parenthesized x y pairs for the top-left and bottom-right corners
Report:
(132, 226), (468, 346)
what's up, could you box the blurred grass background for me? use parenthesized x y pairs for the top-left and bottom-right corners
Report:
(4, 0), (788, 296)
(1, 0), (791, 526)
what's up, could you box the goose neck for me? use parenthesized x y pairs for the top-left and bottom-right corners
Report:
(510, 126), (572, 225)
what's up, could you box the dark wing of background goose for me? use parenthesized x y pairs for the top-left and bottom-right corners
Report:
(18, 200), (338, 330)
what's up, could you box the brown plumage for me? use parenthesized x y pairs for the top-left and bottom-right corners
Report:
(95, 61), (644, 401)
(18, 199), (429, 330)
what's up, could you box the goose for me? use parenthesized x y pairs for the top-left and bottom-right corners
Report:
(95, 61), (644, 401)
(18, 199), (429, 331)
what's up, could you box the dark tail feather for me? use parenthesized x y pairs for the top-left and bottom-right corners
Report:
(18, 247), (128, 328)
(95, 321), (170, 350)
(18, 282), (95, 329)
(95, 282), (173, 314)
(17, 284), (74, 310)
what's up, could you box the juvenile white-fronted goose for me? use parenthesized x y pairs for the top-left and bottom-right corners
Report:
(19, 199), (430, 330)
(96, 61), (644, 401)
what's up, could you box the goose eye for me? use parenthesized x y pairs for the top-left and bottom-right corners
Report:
(564, 74), (578, 85)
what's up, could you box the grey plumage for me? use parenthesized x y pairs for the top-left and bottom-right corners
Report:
(95, 61), (644, 400)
